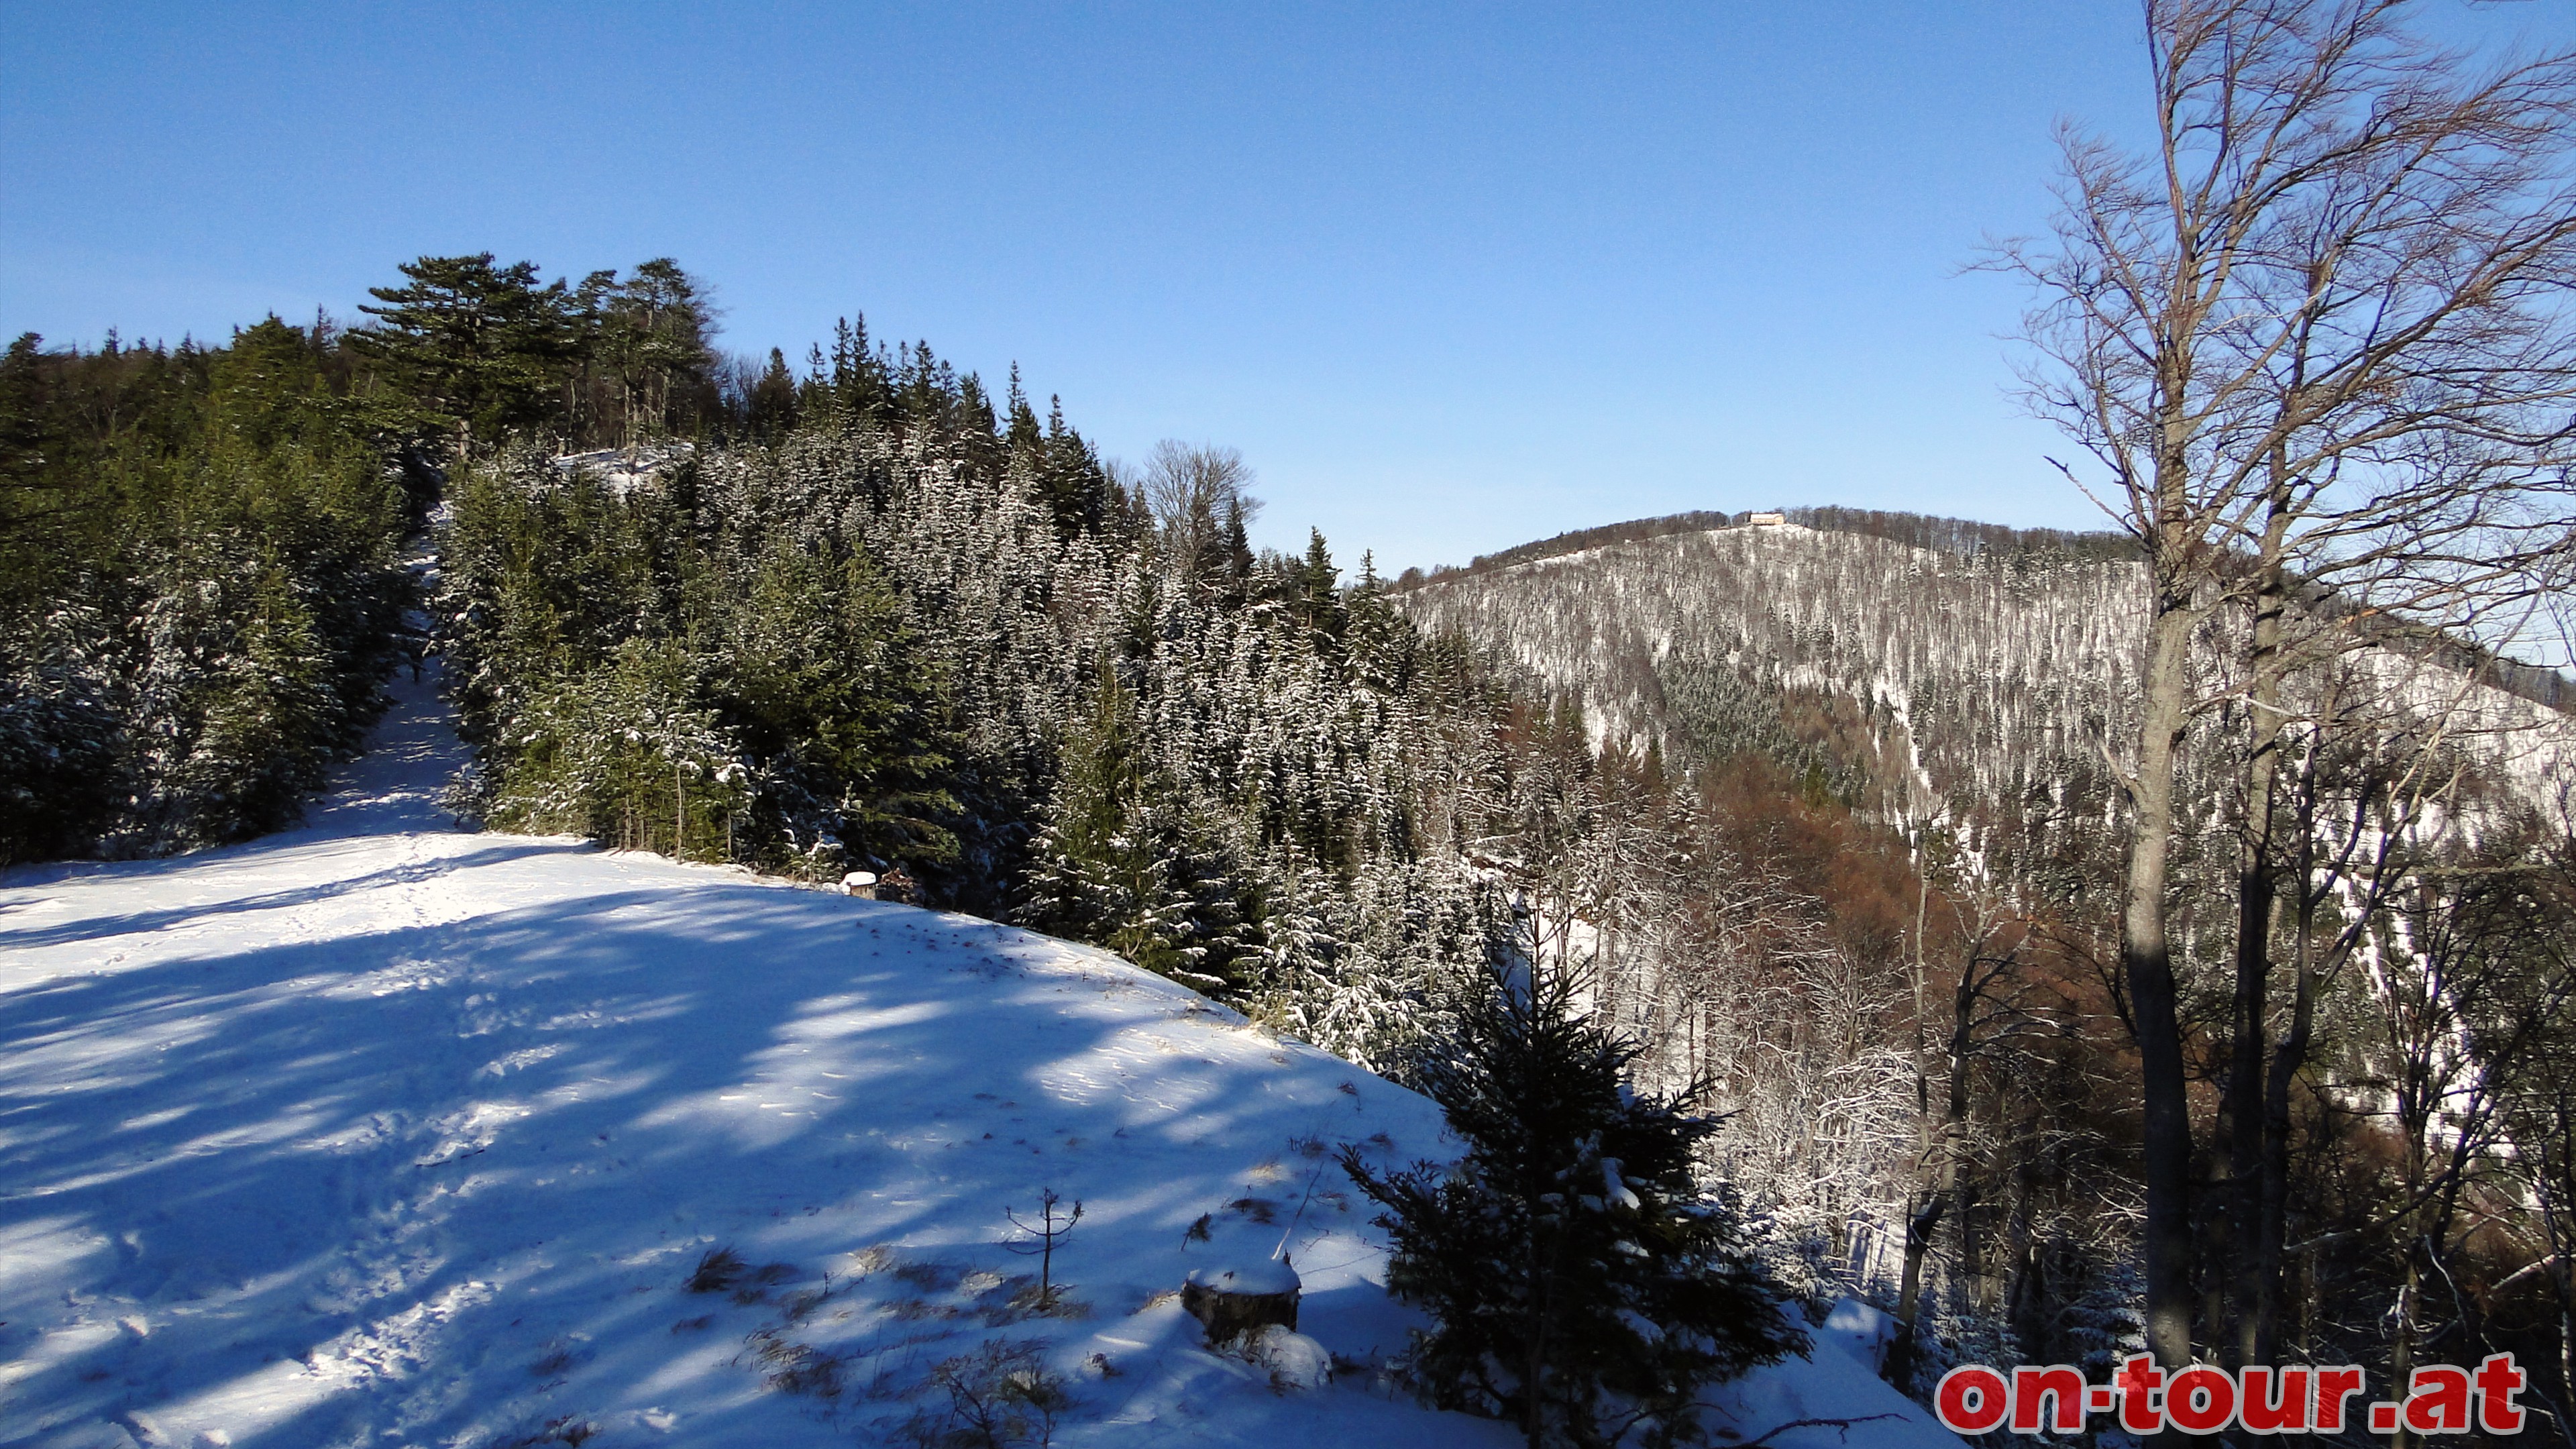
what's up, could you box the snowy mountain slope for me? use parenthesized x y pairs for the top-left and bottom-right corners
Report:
(0, 669), (1962, 1448)
(1397, 523), (2145, 826)
(1395, 520), (2575, 834)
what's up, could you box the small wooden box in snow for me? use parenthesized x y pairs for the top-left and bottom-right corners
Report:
(1182, 1260), (1301, 1343)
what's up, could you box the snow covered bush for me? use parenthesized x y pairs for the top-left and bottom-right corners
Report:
(899, 1338), (1069, 1449)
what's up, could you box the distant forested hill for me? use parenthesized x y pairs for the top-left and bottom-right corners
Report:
(1393, 504), (2139, 589)
(1394, 514), (2572, 878)
(1395, 521), (2146, 875)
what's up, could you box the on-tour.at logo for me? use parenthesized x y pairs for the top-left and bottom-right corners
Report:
(1935, 1352), (2528, 1436)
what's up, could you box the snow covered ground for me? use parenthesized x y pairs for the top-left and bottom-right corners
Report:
(0, 667), (1961, 1448)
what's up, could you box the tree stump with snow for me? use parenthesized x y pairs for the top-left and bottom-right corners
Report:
(1182, 1260), (1301, 1344)
(842, 871), (878, 899)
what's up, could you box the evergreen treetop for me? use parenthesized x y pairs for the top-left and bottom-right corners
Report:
(351, 253), (582, 456)
(1344, 932), (1803, 1448)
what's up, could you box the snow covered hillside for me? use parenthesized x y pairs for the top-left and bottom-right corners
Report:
(1396, 522), (2149, 828)
(0, 669), (1960, 1448)
(1395, 519), (2576, 836)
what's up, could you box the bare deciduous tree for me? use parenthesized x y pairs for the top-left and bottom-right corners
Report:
(1888, 876), (2065, 1386)
(1999, 0), (2576, 1366)
(1140, 440), (1260, 562)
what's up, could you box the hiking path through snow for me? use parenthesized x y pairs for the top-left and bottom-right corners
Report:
(0, 645), (1960, 1448)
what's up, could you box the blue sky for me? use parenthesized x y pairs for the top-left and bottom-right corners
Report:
(7, 3), (2570, 572)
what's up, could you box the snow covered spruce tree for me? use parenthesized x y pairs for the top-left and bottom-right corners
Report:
(1, 319), (413, 862)
(1017, 655), (1253, 991)
(443, 454), (963, 875)
(1342, 927), (1803, 1449)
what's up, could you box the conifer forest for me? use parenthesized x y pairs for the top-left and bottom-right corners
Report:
(10, 10), (2576, 1440)
(5, 243), (2573, 1436)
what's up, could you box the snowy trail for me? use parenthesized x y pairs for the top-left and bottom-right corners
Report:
(0, 663), (1957, 1448)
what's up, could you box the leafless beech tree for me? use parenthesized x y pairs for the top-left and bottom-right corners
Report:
(1998, 0), (2576, 1366)
(1140, 439), (1260, 563)
(2367, 847), (2573, 1446)
(1887, 877), (2065, 1386)
(2499, 854), (2576, 1443)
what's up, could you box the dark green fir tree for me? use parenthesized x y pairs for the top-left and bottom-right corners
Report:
(1018, 657), (1254, 992)
(1343, 928), (1803, 1448)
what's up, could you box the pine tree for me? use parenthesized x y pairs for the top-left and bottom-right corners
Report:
(596, 258), (716, 446)
(1004, 363), (1044, 458)
(350, 253), (583, 459)
(1018, 656), (1157, 944)
(1297, 528), (1347, 643)
(821, 315), (893, 424)
(0, 333), (52, 504)
(0, 605), (123, 865)
(745, 347), (800, 441)
(1036, 396), (1113, 536)
(1250, 847), (1347, 1034)
(158, 565), (334, 841)
(1343, 930), (1803, 1448)
(1222, 498), (1254, 586)
(485, 638), (749, 857)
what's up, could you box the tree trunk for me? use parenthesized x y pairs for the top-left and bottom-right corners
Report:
(2390, 1257), (2420, 1449)
(2255, 731), (2329, 1371)
(1892, 898), (1976, 1386)
(1891, 875), (1939, 1383)
(2252, 913), (2316, 1366)
(2225, 474), (2296, 1366)
(2127, 590), (2200, 1369)
(2558, 1256), (2576, 1449)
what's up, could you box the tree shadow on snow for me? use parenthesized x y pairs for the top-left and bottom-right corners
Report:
(0, 861), (1392, 1447)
